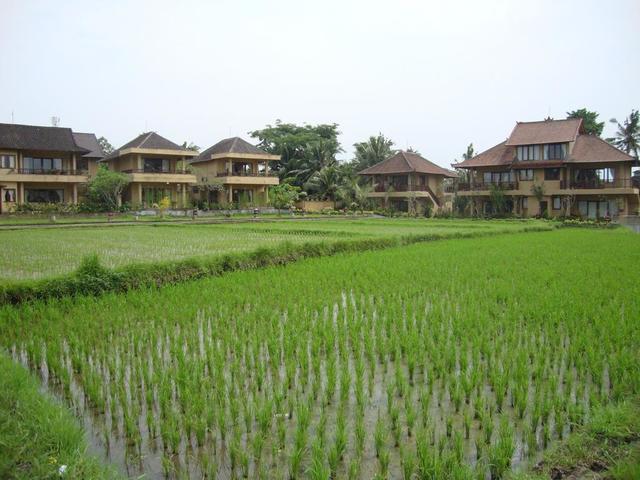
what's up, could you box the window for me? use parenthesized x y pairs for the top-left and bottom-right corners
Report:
(143, 158), (170, 173)
(0, 154), (15, 168)
(23, 157), (63, 172)
(544, 168), (560, 181)
(142, 187), (172, 206)
(544, 143), (567, 160)
(77, 158), (89, 171)
(483, 171), (513, 184)
(519, 169), (534, 181)
(26, 189), (64, 203)
(3, 189), (16, 202)
(516, 145), (539, 161)
(552, 197), (561, 210)
(522, 197), (528, 209)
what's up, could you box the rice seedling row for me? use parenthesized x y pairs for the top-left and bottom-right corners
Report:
(2, 228), (637, 479)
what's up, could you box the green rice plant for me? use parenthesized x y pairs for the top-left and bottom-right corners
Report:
(374, 411), (387, 458)
(400, 445), (416, 480)
(488, 418), (514, 479)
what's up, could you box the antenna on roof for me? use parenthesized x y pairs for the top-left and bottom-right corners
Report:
(51, 116), (60, 127)
(11, 111), (14, 123)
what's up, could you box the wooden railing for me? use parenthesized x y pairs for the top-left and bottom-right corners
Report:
(560, 179), (635, 189)
(13, 168), (87, 175)
(122, 169), (189, 174)
(216, 170), (276, 177)
(451, 182), (518, 192)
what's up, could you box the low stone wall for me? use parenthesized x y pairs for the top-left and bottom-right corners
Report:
(295, 200), (335, 212)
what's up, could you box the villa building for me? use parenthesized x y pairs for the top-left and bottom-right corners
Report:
(0, 123), (103, 213)
(101, 132), (197, 208)
(451, 119), (640, 218)
(358, 150), (456, 213)
(189, 137), (279, 206)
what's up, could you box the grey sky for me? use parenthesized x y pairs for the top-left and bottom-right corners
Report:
(1, 0), (638, 167)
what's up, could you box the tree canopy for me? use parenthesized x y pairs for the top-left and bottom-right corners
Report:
(353, 134), (395, 172)
(249, 121), (342, 187)
(607, 110), (640, 158)
(269, 183), (301, 213)
(87, 164), (129, 211)
(97, 136), (114, 155)
(566, 108), (605, 136)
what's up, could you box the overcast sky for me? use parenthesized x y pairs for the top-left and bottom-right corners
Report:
(1, 0), (638, 167)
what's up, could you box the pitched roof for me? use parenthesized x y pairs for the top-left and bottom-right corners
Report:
(567, 134), (635, 163)
(0, 123), (89, 153)
(505, 118), (582, 146)
(358, 151), (456, 177)
(72, 132), (104, 159)
(103, 132), (193, 160)
(192, 137), (272, 163)
(452, 141), (514, 169)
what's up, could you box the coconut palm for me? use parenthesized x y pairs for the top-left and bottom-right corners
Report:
(608, 110), (640, 158)
(353, 134), (395, 171)
(305, 166), (341, 201)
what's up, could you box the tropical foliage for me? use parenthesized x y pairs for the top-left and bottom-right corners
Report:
(608, 109), (640, 158)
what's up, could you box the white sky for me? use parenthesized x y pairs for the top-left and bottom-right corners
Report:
(1, 0), (638, 167)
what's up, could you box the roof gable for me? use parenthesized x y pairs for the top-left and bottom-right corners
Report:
(0, 123), (88, 153)
(192, 137), (275, 163)
(103, 132), (193, 160)
(453, 141), (514, 169)
(568, 134), (635, 163)
(72, 132), (104, 159)
(359, 151), (455, 177)
(505, 119), (581, 146)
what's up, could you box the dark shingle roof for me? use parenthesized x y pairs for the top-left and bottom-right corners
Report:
(505, 119), (582, 146)
(453, 141), (514, 168)
(103, 132), (191, 160)
(192, 137), (271, 163)
(72, 132), (104, 159)
(359, 151), (456, 177)
(0, 123), (88, 153)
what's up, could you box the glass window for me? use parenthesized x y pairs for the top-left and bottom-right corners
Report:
(26, 189), (64, 203)
(522, 197), (528, 209)
(3, 189), (16, 202)
(77, 158), (88, 171)
(143, 158), (169, 172)
(545, 168), (560, 180)
(544, 143), (567, 160)
(516, 145), (539, 161)
(0, 154), (16, 168)
(483, 172), (492, 183)
(552, 197), (561, 210)
(519, 169), (534, 181)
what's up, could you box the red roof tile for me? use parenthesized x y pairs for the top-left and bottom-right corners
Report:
(505, 119), (581, 146)
(359, 151), (455, 177)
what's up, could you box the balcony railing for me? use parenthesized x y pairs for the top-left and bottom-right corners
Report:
(12, 168), (87, 175)
(216, 170), (276, 177)
(373, 184), (437, 193)
(560, 179), (636, 189)
(122, 169), (189, 174)
(452, 182), (518, 192)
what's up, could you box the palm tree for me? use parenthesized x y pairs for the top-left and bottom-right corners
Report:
(354, 134), (395, 171)
(608, 110), (640, 158)
(305, 166), (341, 201)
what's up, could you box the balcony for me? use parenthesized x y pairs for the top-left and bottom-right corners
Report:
(122, 168), (182, 174)
(121, 169), (197, 184)
(215, 170), (279, 186)
(13, 168), (86, 175)
(560, 179), (636, 189)
(216, 170), (276, 178)
(374, 184), (437, 192)
(0, 168), (89, 183)
(452, 182), (518, 192)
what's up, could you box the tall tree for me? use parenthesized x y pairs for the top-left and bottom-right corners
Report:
(454, 143), (475, 183)
(304, 166), (341, 201)
(97, 136), (114, 155)
(607, 110), (640, 158)
(353, 134), (395, 171)
(249, 121), (342, 187)
(181, 141), (200, 152)
(566, 108), (605, 136)
(87, 164), (129, 210)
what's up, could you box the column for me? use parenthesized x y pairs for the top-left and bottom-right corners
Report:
(181, 183), (186, 207)
(72, 184), (78, 204)
(18, 182), (24, 204)
(228, 186), (233, 203)
(227, 159), (232, 175)
(138, 154), (143, 171)
(265, 186), (269, 204)
(137, 184), (143, 206)
(72, 153), (76, 171)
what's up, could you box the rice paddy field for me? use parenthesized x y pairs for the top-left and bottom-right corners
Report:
(1, 226), (639, 479)
(0, 218), (539, 282)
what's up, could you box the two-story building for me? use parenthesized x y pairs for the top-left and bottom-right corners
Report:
(358, 150), (456, 213)
(189, 137), (280, 206)
(101, 132), (198, 208)
(0, 123), (103, 213)
(451, 119), (639, 218)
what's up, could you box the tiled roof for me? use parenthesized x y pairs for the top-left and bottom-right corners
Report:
(192, 137), (271, 163)
(103, 132), (191, 160)
(452, 141), (514, 168)
(72, 132), (104, 159)
(0, 123), (89, 153)
(505, 118), (582, 146)
(567, 134), (635, 163)
(359, 151), (456, 177)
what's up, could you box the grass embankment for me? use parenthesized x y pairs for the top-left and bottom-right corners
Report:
(0, 354), (119, 480)
(0, 221), (553, 305)
(512, 400), (640, 480)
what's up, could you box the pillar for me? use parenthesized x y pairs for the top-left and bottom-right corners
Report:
(228, 185), (233, 203)
(138, 154), (143, 171)
(265, 186), (269, 204)
(72, 184), (78, 204)
(18, 182), (24, 204)
(181, 183), (186, 208)
(136, 184), (142, 207)
(72, 153), (76, 172)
